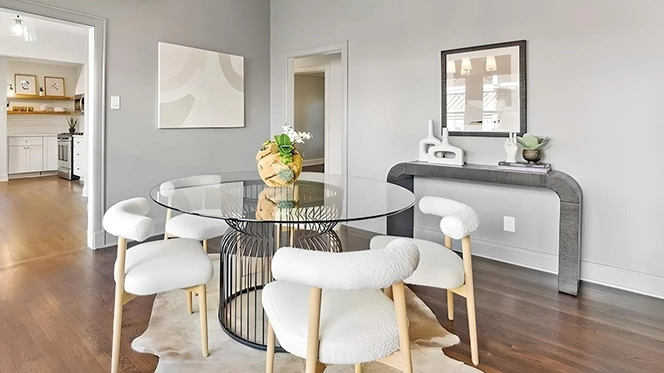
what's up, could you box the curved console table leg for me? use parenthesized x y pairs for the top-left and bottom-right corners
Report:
(387, 161), (582, 296)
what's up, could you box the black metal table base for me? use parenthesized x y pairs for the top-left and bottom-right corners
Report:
(218, 221), (341, 349)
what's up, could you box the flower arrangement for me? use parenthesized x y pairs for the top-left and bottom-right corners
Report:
(256, 124), (313, 186)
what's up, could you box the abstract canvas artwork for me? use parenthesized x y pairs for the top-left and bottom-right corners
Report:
(158, 42), (244, 128)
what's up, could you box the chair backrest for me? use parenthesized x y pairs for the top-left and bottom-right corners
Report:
(419, 196), (479, 240)
(271, 238), (419, 290)
(102, 197), (154, 241)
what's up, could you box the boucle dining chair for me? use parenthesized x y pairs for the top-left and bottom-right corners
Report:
(370, 196), (481, 365)
(160, 175), (229, 313)
(103, 198), (214, 373)
(262, 239), (420, 373)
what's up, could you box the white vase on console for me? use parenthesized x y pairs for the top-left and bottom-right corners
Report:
(427, 127), (465, 166)
(504, 132), (518, 163)
(418, 119), (441, 162)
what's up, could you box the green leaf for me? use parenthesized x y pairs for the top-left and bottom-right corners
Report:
(522, 134), (540, 148)
(274, 134), (291, 147)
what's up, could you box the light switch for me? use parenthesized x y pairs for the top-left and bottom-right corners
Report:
(110, 96), (121, 109)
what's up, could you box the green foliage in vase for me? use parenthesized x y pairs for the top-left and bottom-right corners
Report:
(517, 133), (549, 150)
(66, 116), (78, 129)
(274, 134), (295, 164)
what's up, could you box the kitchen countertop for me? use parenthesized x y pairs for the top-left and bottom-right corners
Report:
(7, 133), (60, 137)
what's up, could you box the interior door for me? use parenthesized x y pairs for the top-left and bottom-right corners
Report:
(8, 146), (26, 174)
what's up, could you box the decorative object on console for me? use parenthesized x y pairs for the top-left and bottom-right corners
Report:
(517, 133), (549, 164)
(441, 40), (527, 137)
(498, 161), (550, 174)
(44, 76), (65, 97)
(256, 124), (310, 186)
(427, 127), (465, 166)
(7, 83), (15, 97)
(66, 117), (78, 134)
(14, 74), (37, 95)
(504, 132), (518, 163)
(157, 42), (245, 128)
(418, 119), (442, 161)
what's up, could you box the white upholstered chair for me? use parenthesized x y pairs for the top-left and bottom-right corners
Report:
(263, 239), (420, 373)
(103, 198), (214, 373)
(370, 196), (481, 365)
(160, 175), (229, 313)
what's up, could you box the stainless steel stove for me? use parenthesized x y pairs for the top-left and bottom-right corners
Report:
(57, 132), (83, 180)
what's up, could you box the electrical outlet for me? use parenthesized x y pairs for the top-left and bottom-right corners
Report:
(503, 216), (516, 232)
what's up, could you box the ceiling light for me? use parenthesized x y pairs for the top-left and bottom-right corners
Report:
(460, 58), (472, 75)
(12, 15), (23, 36)
(486, 56), (497, 71)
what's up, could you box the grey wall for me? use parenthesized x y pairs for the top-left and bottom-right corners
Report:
(271, 0), (664, 298)
(294, 74), (325, 160)
(23, 0), (271, 224)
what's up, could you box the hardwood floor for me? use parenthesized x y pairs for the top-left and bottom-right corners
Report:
(1, 179), (664, 372)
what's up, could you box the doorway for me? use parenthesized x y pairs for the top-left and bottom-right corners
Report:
(285, 43), (347, 176)
(294, 64), (328, 172)
(0, 1), (106, 250)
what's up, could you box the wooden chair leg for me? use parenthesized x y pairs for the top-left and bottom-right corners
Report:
(266, 321), (275, 373)
(355, 363), (362, 373)
(198, 284), (209, 357)
(447, 290), (454, 321)
(392, 281), (413, 373)
(203, 239), (208, 253)
(306, 288), (323, 373)
(315, 362), (326, 373)
(111, 284), (124, 373)
(462, 236), (479, 366)
(186, 290), (193, 314)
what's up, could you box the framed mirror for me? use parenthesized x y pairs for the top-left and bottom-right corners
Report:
(441, 40), (526, 137)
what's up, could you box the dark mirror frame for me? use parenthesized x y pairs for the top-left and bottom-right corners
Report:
(441, 40), (527, 137)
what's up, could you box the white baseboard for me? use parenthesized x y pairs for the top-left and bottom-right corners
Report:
(0, 174), (7, 182)
(92, 230), (106, 249)
(302, 158), (324, 166)
(414, 227), (559, 274)
(414, 227), (664, 300)
(581, 261), (664, 300)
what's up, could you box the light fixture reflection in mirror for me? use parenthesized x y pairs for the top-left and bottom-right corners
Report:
(441, 40), (526, 137)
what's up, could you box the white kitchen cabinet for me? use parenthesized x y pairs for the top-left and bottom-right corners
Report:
(73, 135), (87, 181)
(42, 136), (58, 171)
(8, 146), (26, 174)
(9, 145), (43, 174)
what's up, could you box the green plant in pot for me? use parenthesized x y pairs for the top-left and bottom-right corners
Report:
(516, 133), (549, 164)
(66, 117), (78, 134)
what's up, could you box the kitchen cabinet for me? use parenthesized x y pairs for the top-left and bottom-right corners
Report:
(73, 135), (87, 181)
(9, 144), (43, 174)
(43, 136), (58, 171)
(8, 136), (55, 177)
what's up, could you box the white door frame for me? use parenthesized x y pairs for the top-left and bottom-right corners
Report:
(294, 64), (330, 168)
(280, 41), (348, 177)
(0, 0), (107, 249)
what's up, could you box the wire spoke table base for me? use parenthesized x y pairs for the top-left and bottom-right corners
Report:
(218, 220), (342, 350)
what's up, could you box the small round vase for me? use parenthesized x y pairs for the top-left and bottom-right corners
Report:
(522, 149), (541, 164)
(256, 143), (303, 187)
(69, 127), (76, 134)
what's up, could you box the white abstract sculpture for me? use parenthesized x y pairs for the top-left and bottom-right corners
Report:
(418, 119), (442, 161)
(504, 132), (518, 163)
(427, 127), (465, 166)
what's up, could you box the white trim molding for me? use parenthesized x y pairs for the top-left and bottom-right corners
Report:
(0, 174), (8, 182)
(302, 158), (325, 167)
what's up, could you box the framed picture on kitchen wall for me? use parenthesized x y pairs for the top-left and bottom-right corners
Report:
(44, 76), (66, 97)
(14, 74), (37, 95)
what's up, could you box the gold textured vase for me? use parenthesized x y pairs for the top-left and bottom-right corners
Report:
(256, 142), (303, 187)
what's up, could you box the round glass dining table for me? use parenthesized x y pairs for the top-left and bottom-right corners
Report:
(149, 172), (415, 350)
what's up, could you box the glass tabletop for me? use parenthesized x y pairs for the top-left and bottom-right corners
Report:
(149, 172), (415, 224)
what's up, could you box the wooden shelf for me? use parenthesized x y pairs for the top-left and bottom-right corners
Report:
(9, 94), (74, 101)
(7, 111), (72, 115)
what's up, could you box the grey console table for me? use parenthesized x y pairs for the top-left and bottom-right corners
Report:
(386, 161), (583, 296)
